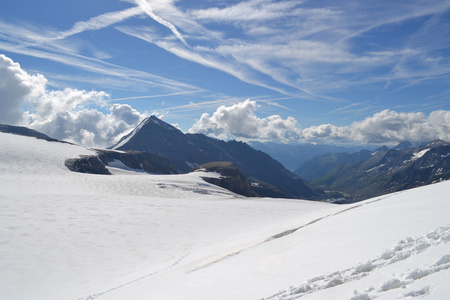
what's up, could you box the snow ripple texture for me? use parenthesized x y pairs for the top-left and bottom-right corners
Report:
(261, 225), (450, 300)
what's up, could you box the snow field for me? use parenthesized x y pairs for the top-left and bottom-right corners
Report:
(1, 132), (450, 300)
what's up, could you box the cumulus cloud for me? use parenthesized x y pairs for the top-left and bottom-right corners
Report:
(339, 110), (450, 144)
(0, 54), (47, 124)
(190, 100), (450, 144)
(189, 99), (302, 142)
(27, 102), (144, 147)
(302, 110), (450, 144)
(0, 55), (144, 147)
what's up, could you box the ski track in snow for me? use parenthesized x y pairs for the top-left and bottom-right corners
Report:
(260, 225), (450, 300)
(76, 252), (191, 300)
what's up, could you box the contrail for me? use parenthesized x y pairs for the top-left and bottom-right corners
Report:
(53, 6), (143, 40)
(135, 0), (189, 47)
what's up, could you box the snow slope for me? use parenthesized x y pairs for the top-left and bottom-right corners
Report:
(0, 132), (449, 300)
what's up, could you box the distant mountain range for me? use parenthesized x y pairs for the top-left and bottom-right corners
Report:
(248, 141), (370, 171)
(112, 116), (331, 200)
(295, 140), (450, 202)
(294, 149), (374, 182)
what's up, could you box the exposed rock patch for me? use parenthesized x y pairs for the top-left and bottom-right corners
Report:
(65, 155), (111, 174)
(192, 161), (259, 197)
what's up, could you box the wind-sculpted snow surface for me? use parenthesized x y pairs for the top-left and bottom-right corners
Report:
(1, 132), (450, 300)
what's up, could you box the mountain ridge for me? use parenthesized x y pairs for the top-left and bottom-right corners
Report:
(112, 116), (331, 200)
(0, 124), (67, 143)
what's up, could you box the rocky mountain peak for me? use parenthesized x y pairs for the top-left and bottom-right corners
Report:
(425, 139), (449, 148)
(112, 115), (184, 150)
(372, 145), (389, 155)
(144, 115), (180, 131)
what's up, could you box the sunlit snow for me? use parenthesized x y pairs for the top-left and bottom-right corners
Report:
(1, 132), (449, 300)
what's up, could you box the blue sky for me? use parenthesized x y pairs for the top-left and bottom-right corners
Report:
(1, 0), (450, 147)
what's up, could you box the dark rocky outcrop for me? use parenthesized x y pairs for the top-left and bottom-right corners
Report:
(192, 161), (258, 197)
(65, 149), (178, 175)
(65, 155), (111, 174)
(98, 150), (178, 174)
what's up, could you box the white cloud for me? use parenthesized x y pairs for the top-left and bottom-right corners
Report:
(301, 110), (442, 144)
(26, 102), (145, 148)
(190, 100), (450, 144)
(110, 103), (142, 125)
(0, 54), (47, 124)
(0, 55), (144, 147)
(28, 88), (108, 119)
(342, 109), (450, 144)
(189, 99), (302, 142)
